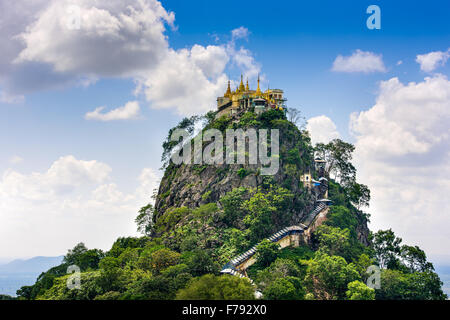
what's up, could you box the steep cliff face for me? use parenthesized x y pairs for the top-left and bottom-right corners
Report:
(154, 110), (316, 225)
(152, 109), (370, 260)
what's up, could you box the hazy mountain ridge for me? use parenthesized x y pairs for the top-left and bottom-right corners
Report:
(0, 256), (64, 274)
(0, 256), (63, 296)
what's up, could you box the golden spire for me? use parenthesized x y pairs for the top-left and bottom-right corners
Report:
(238, 74), (245, 92)
(245, 78), (249, 91)
(255, 74), (262, 96)
(225, 80), (232, 98)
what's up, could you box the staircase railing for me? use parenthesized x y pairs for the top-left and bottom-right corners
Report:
(221, 201), (329, 279)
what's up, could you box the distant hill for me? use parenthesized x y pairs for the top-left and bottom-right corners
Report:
(0, 256), (64, 274)
(0, 256), (63, 296)
(435, 265), (450, 298)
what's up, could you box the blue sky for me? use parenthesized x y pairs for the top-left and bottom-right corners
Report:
(0, 0), (449, 265)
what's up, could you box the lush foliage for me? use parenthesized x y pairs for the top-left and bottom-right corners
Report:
(16, 109), (446, 301)
(176, 274), (254, 300)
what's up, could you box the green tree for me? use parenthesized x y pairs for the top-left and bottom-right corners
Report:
(139, 248), (181, 275)
(97, 257), (125, 292)
(136, 203), (155, 235)
(315, 139), (356, 185)
(255, 240), (280, 268)
(183, 249), (220, 276)
(263, 277), (305, 300)
(107, 237), (148, 258)
(161, 116), (201, 168)
(16, 286), (33, 300)
(243, 187), (294, 242)
(176, 274), (255, 300)
(400, 245), (434, 273)
(244, 193), (276, 242)
(304, 252), (360, 300)
(314, 225), (351, 258)
(38, 271), (103, 300)
(353, 254), (375, 282)
(286, 107), (306, 129)
(219, 187), (248, 227)
(346, 182), (371, 209)
(64, 242), (104, 271)
(346, 280), (375, 300)
(254, 258), (303, 293)
(372, 229), (403, 269)
(376, 269), (447, 300)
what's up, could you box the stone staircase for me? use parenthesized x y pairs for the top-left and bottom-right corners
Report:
(220, 202), (329, 280)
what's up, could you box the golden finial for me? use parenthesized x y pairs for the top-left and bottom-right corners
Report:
(225, 80), (232, 98)
(239, 74), (245, 92)
(245, 78), (249, 91)
(255, 74), (262, 96)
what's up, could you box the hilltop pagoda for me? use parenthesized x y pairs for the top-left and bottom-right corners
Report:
(216, 75), (287, 118)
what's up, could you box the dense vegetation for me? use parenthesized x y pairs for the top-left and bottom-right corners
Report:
(14, 109), (446, 300)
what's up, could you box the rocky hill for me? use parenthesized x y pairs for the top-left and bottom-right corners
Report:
(14, 107), (446, 301)
(152, 108), (369, 263)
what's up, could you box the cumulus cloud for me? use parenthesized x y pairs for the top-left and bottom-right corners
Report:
(0, 155), (160, 258)
(137, 47), (229, 115)
(1, 1), (260, 116)
(85, 101), (141, 121)
(306, 115), (340, 145)
(0, 0), (70, 97)
(0, 0), (174, 97)
(0, 156), (111, 200)
(416, 49), (450, 72)
(332, 49), (387, 73)
(350, 74), (450, 259)
(15, 0), (174, 77)
(137, 26), (260, 115)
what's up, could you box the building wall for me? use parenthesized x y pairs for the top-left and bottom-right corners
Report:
(302, 207), (329, 243)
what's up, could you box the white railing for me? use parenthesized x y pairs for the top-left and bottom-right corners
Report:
(221, 201), (329, 278)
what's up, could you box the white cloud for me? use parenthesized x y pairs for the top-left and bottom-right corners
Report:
(350, 74), (450, 260)
(0, 155), (160, 258)
(1, 1), (259, 116)
(85, 101), (141, 121)
(332, 49), (387, 73)
(306, 115), (340, 145)
(138, 47), (229, 115)
(416, 49), (450, 72)
(137, 27), (260, 115)
(226, 27), (261, 80)
(9, 155), (24, 165)
(190, 45), (230, 79)
(1, 155), (111, 200)
(15, 0), (174, 77)
(0, 0), (175, 97)
(231, 26), (250, 41)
